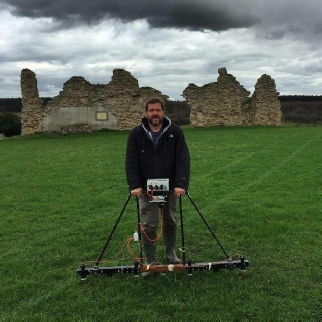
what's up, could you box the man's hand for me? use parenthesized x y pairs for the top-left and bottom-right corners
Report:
(131, 188), (144, 198)
(174, 187), (186, 198)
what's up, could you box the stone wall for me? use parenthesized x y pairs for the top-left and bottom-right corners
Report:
(21, 69), (45, 135)
(20, 68), (165, 135)
(248, 74), (282, 126)
(21, 67), (282, 135)
(183, 67), (282, 126)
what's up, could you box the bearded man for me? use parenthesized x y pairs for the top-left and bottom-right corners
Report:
(125, 97), (190, 277)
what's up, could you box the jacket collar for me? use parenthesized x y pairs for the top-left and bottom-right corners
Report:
(141, 116), (172, 135)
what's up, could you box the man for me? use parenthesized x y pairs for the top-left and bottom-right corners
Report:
(125, 97), (190, 274)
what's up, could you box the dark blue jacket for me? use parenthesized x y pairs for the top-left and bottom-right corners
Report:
(125, 116), (190, 191)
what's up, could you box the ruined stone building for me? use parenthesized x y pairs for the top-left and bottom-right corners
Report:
(183, 67), (282, 127)
(21, 68), (166, 135)
(20, 67), (282, 135)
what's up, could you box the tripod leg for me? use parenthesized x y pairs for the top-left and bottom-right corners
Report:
(136, 197), (143, 262)
(186, 191), (230, 259)
(179, 196), (186, 264)
(95, 193), (132, 267)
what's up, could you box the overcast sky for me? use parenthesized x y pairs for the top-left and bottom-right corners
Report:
(1, 0), (322, 100)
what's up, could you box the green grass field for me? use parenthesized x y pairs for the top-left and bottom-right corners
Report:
(1, 125), (321, 321)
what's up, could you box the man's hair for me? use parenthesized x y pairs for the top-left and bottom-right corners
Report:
(145, 97), (165, 111)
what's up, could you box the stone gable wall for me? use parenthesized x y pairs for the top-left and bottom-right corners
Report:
(183, 67), (282, 127)
(21, 68), (165, 135)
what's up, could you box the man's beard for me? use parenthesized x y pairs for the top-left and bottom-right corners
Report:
(148, 116), (163, 126)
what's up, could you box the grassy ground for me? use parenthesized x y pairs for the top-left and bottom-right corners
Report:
(1, 125), (321, 321)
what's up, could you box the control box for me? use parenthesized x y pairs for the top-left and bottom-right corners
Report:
(147, 178), (169, 203)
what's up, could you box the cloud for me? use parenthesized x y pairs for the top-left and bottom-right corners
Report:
(1, 0), (322, 100)
(253, 0), (322, 42)
(2, 0), (259, 31)
(3, 0), (322, 41)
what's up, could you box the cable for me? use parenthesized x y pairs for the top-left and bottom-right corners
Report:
(139, 206), (164, 242)
(83, 239), (129, 264)
(126, 237), (144, 262)
(147, 187), (166, 201)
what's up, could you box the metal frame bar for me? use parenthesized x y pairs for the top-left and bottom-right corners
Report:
(77, 258), (249, 279)
(77, 192), (249, 279)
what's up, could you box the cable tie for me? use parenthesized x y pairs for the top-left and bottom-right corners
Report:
(208, 263), (212, 270)
(168, 264), (174, 271)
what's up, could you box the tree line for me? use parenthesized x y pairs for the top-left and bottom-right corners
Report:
(0, 98), (22, 113)
(0, 97), (53, 113)
(1, 96), (322, 125)
(278, 95), (322, 102)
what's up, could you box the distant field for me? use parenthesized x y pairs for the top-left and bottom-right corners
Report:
(1, 125), (321, 321)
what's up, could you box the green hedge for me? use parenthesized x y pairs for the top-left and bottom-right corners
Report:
(0, 112), (21, 137)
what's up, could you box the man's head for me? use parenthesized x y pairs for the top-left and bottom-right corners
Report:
(145, 98), (165, 129)
(145, 98), (165, 111)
